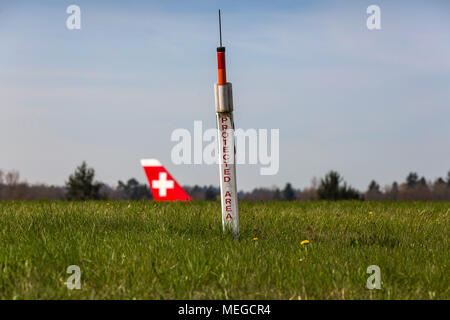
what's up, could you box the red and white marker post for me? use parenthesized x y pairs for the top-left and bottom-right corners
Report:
(214, 11), (239, 236)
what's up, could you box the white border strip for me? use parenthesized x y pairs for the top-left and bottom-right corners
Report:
(140, 159), (162, 167)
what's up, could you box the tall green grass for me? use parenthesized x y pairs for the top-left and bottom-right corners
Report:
(0, 201), (448, 299)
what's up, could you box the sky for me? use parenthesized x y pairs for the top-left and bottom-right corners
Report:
(0, 0), (449, 191)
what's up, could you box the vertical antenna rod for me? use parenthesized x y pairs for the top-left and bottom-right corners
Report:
(218, 9), (222, 47)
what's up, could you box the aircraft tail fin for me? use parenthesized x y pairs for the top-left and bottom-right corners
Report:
(141, 159), (191, 201)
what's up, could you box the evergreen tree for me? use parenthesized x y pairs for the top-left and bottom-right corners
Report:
(406, 172), (419, 188)
(318, 171), (341, 200)
(318, 171), (361, 200)
(117, 178), (152, 200)
(283, 183), (295, 201)
(65, 161), (102, 200)
(419, 176), (427, 187)
(340, 183), (361, 200)
(368, 180), (380, 192)
(205, 186), (218, 201)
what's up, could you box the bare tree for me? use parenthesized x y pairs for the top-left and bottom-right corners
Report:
(5, 170), (20, 186)
(297, 177), (319, 201)
(2, 170), (29, 200)
(432, 178), (450, 201)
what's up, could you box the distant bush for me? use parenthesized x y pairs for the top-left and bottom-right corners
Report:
(65, 162), (103, 200)
(116, 178), (152, 200)
(317, 171), (361, 201)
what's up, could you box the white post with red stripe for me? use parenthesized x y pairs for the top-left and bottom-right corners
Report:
(215, 44), (239, 236)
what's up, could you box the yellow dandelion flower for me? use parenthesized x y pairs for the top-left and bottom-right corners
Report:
(369, 211), (373, 215)
(300, 240), (310, 245)
(107, 203), (110, 206)
(252, 237), (258, 241)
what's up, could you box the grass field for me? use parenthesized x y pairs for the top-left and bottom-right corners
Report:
(0, 201), (448, 299)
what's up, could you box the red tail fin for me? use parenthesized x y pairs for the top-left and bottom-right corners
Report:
(140, 159), (191, 201)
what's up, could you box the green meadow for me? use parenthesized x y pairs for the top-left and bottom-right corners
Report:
(0, 201), (448, 299)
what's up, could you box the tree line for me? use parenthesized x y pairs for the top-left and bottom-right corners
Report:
(0, 162), (449, 201)
(0, 162), (152, 201)
(241, 171), (450, 201)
